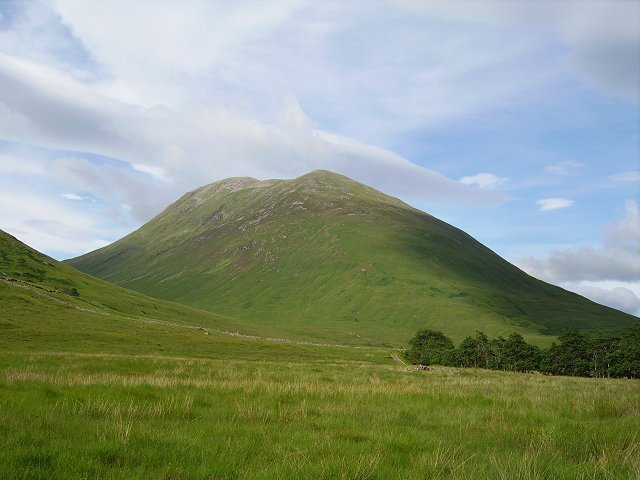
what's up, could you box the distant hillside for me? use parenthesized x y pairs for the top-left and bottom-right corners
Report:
(0, 228), (260, 348)
(67, 170), (636, 345)
(2, 228), (385, 362)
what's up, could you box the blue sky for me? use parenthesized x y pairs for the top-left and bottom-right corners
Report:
(0, 0), (638, 315)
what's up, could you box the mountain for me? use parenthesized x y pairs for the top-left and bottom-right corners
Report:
(67, 170), (636, 345)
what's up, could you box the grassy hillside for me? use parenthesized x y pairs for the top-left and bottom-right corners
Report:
(2, 228), (639, 479)
(0, 228), (278, 346)
(68, 170), (635, 346)
(0, 227), (383, 362)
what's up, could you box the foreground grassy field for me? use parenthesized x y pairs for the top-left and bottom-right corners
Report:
(1, 349), (639, 480)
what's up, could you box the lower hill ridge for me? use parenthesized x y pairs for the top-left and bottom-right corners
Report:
(66, 170), (636, 346)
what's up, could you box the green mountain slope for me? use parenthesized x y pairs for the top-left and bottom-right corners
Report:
(1, 228), (381, 362)
(0, 228), (245, 349)
(67, 170), (636, 345)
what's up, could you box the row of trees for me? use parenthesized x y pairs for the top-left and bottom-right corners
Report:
(404, 323), (640, 378)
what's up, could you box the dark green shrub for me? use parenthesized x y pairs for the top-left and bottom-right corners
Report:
(405, 329), (455, 366)
(608, 322), (640, 378)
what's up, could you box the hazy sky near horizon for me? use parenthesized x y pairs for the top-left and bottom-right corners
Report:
(0, 0), (639, 315)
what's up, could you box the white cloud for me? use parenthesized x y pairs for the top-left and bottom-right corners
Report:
(544, 160), (582, 175)
(518, 246), (639, 283)
(517, 201), (640, 313)
(564, 284), (640, 316)
(2, 1), (637, 146)
(0, 53), (136, 157)
(1, 1), (636, 167)
(0, 53), (505, 227)
(50, 156), (167, 222)
(519, 200), (639, 282)
(610, 171), (640, 184)
(53, 0), (300, 107)
(0, 187), (114, 257)
(459, 173), (507, 189)
(36, 0), (569, 141)
(0, 0), (95, 81)
(604, 200), (640, 250)
(61, 193), (84, 201)
(557, 1), (640, 103)
(314, 132), (506, 205)
(0, 153), (46, 175)
(132, 164), (171, 183)
(396, 0), (640, 103)
(536, 198), (574, 211)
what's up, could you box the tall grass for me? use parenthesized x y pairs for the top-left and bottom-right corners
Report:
(1, 351), (638, 479)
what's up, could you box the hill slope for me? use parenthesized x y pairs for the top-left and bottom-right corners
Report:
(0, 228), (268, 352)
(1, 228), (385, 364)
(67, 170), (636, 345)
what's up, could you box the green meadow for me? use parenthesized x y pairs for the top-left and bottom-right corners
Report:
(1, 281), (639, 479)
(2, 349), (639, 480)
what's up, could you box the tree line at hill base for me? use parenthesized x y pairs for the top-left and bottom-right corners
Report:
(403, 322), (640, 378)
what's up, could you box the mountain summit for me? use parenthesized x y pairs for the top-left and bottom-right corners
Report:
(67, 170), (635, 345)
